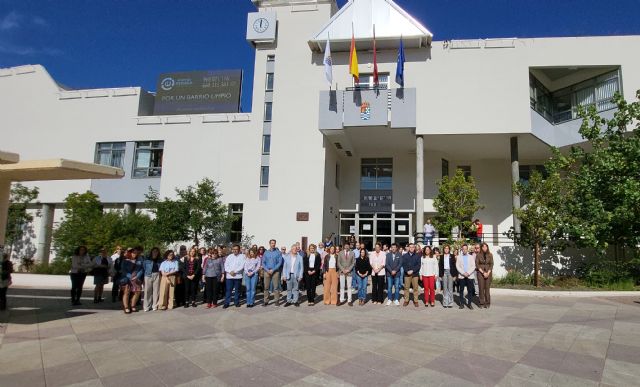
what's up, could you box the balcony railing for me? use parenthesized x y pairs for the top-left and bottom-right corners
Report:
(318, 88), (416, 130)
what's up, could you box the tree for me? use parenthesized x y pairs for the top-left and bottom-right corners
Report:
(548, 91), (640, 254)
(145, 178), (234, 246)
(508, 170), (569, 287)
(5, 183), (39, 256)
(433, 169), (484, 243)
(52, 191), (162, 263)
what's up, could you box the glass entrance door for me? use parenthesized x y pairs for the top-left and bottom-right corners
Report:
(339, 212), (413, 249)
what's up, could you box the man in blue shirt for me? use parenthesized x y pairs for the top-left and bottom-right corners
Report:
(262, 239), (283, 307)
(401, 243), (421, 307)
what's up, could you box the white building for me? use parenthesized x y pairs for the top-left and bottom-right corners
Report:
(1, 0), (639, 276)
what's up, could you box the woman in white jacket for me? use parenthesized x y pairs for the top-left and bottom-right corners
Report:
(420, 246), (438, 307)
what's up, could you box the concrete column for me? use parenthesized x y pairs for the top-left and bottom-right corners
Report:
(415, 135), (424, 243)
(510, 136), (521, 234)
(0, 179), (11, 248)
(36, 203), (55, 265)
(123, 203), (136, 215)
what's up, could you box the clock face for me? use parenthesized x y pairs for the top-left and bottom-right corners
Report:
(253, 18), (269, 33)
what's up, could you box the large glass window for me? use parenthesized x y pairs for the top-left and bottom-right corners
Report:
(133, 141), (163, 178)
(530, 69), (620, 124)
(95, 142), (125, 168)
(360, 158), (392, 190)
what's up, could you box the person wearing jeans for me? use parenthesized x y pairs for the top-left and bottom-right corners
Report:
(262, 239), (283, 307)
(438, 245), (458, 308)
(69, 246), (93, 306)
(224, 245), (246, 308)
(282, 245), (303, 306)
(337, 244), (355, 306)
(385, 243), (403, 306)
(456, 244), (476, 309)
(243, 248), (261, 307)
(354, 248), (371, 305)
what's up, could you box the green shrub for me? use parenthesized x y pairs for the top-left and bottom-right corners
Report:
(496, 270), (531, 286)
(32, 257), (71, 275)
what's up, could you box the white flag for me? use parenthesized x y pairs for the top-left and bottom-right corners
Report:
(323, 36), (333, 87)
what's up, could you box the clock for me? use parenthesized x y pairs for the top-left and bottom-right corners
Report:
(253, 18), (269, 33)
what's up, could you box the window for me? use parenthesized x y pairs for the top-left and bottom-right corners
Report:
(354, 73), (390, 89)
(457, 166), (471, 179)
(267, 55), (275, 62)
(260, 166), (270, 187)
(262, 135), (271, 155)
(133, 141), (163, 178)
(95, 142), (125, 168)
(265, 73), (274, 91)
(360, 158), (392, 190)
(229, 203), (244, 243)
(264, 102), (273, 122)
(335, 163), (340, 189)
(530, 69), (620, 124)
(441, 159), (449, 178)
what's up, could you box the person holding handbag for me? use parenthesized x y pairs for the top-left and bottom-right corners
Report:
(120, 248), (144, 313)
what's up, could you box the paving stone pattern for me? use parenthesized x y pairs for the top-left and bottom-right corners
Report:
(0, 289), (639, 386)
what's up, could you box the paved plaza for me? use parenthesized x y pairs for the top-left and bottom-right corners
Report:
(0, 283), (639, 387)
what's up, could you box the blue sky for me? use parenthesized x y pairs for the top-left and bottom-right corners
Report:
(1, 0), (639, 112)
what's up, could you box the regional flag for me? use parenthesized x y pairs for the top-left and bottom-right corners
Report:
(373, 25), (379, 87)
(395, 37), (405, 87)
(323, 36), (333, 87)
(349, 30), (359, 84)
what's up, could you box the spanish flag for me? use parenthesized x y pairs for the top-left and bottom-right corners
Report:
(349, 30), (359, 84)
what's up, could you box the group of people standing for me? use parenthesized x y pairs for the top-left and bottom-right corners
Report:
(67, 237), (494, 313)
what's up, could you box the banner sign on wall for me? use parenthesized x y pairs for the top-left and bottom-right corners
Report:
(154, 70), (242, 115)
(360, 189), (392, 213)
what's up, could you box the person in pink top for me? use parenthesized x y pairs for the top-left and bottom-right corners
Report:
(369, 242), (386, 304)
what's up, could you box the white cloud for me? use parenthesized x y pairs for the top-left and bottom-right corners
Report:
(0, 11), (21, 30)
(0, 38), (62, 56)
(32, 16), (48, 27)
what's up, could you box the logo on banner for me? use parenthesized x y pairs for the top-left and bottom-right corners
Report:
(360, 101), (371, 120)
(160, 77), (175, 91)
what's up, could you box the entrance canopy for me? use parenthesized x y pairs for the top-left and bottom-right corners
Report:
(0, 151), (124, 247)
(0, 159), (124, 181)
(309, 0), (433, 52)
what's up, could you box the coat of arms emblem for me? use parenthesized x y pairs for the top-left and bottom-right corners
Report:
(360, 101), (371, 120)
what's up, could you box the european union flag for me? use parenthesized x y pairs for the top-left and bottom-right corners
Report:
(395, 38), (405, 87)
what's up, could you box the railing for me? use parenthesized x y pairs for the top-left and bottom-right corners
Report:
(414, 232), (521, 246)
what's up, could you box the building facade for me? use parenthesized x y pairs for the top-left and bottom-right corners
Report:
(1, 0), (639, 275)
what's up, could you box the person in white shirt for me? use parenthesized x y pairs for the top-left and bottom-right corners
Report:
(69, 246), (94, 306)
(420, 246), (439, 307)
(322, 246), (339, 305)
(223, 244), (246, 308)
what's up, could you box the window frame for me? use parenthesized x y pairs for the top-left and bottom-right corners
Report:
(132, 140), (164, 178)
(94, 142), (126, 169)
(265, 73), (274, 91)
(260, 166), (270, 187)
(264, 101), (273, 122)
(262, 135), (271, 155)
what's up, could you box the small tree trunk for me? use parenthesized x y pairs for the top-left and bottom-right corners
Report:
(534, 241), (541, 287)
